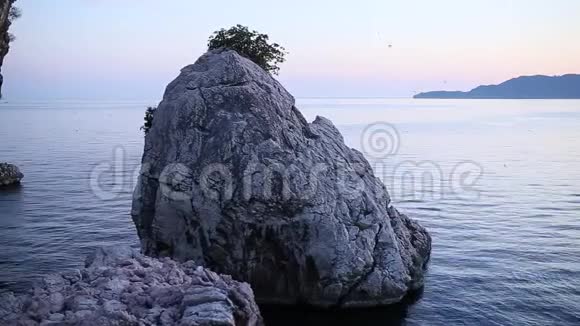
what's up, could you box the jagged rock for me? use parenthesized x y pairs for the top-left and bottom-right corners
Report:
(0, 247), (263, 326)
(131, 49), (431, 307)
(0, 163), (23, 186)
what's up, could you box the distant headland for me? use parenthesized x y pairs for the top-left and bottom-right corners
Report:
(414, 74), (580, 99)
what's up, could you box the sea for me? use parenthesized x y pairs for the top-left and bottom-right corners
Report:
(1, 98), (579, 325)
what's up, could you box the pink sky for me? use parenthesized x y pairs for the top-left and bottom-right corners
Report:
(3, 0), (580, 99)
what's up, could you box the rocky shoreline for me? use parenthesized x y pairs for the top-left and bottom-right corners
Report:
(0, 163), (23, 186)
(0, 247), (263, 326)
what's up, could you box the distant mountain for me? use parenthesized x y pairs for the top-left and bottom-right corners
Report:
(414, 74), (580, 99)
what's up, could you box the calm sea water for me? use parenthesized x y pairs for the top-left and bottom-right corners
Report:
(1, 99), (579, 325)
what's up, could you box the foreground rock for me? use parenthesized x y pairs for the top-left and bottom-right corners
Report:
(132, 49), (431, 307)
(0, 247), (263, 325)
(0, 162), (23, 186)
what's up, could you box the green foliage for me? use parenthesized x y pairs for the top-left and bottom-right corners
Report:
(8, 6), (21, 22)
(140, 106), (156, 134)
(7, 5), (20, 43)
(208, 25), (287, 75)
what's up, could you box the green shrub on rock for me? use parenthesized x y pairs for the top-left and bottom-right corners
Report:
(208, 25), (286, 75)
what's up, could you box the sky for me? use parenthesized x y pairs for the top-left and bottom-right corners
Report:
(3, 0), (580, 100)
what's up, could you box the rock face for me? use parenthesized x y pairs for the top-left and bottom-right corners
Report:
(0, 247), (263, 326)
(0, 162), (23, 186)
(131, 49), (431, 307)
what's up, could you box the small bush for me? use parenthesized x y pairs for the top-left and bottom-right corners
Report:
(208, 25), (287, 75)
(140, 106), (156, 134)
(9, 6), (21, 22)
(7, 5), (20, 43)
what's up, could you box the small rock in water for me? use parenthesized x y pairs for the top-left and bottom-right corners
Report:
(0, 163), (23, 186)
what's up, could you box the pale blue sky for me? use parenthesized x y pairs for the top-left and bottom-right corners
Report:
(3, 0), (580, 100)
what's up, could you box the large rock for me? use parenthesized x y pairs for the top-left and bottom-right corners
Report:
(0, 162), (23, 186)
(131, 49), (431, 307)
(0, 247), (263, 326)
